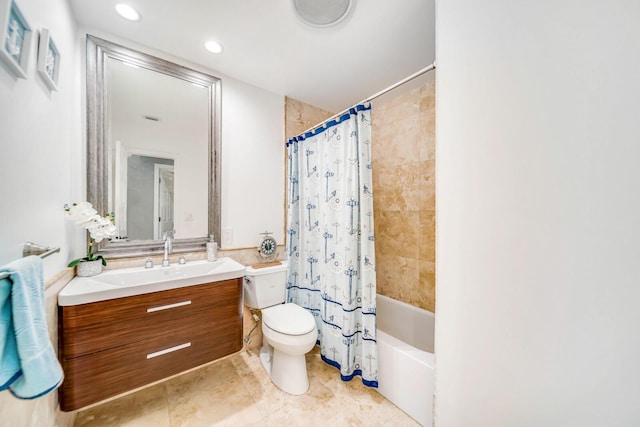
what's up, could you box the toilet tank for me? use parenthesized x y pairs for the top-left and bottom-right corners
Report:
(243, 261), (288, 309)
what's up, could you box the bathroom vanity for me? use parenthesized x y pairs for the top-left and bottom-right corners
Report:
(57, 258), (245, 411)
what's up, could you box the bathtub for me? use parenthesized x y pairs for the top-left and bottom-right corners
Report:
(376, 294), (435, 427)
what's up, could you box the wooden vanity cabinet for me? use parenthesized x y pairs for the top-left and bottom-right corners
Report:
(58, 278), (243, 411)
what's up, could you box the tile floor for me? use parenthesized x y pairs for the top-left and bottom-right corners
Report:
(74, 346), (421, 427)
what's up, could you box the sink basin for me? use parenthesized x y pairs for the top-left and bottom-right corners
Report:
(58, 257), (246, 306)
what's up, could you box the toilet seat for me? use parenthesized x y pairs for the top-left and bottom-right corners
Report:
(262, 303), (315, 336)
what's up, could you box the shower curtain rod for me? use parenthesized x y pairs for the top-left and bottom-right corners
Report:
(295, 62), (436, 137)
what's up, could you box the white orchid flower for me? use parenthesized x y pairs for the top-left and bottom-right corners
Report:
(65, 202), (117, 266)
(66, 202), (98, 225)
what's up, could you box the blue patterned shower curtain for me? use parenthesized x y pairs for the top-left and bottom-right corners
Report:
(285, 104), (377, 387)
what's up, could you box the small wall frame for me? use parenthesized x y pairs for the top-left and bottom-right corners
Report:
(37, 28), (59, 90)
(0, 0), (32, 79)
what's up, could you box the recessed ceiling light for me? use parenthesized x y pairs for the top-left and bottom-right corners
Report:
(115, 4), (141, 21)
(204, 41), (223, 54)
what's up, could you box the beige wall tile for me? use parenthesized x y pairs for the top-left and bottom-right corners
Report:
(285, 98), (334, 140)
(418, 160), (436, 211)
(420, 82), (436, 161)
(420, 82), (436, 111)
(419, 209), (436, 262)
(372, 117), (422, 165)
(374, 210), (420, 259)
(372, 80), (436, 312)
(375, 254), (420, 301)
(373, 161), (423, 212)
(419, 261), (436, 312)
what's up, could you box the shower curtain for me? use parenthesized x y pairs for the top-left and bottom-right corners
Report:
(285, 104), (378, 387)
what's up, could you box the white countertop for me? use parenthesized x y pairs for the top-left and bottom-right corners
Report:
(58, 257), (246, 306)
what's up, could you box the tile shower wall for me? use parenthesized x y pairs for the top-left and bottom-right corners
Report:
(285, 97), (334, 140)
(372, 81), (436, 312)
(283, 89), (436, 312)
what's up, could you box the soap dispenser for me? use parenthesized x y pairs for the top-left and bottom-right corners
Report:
(207, 235), (218, 262)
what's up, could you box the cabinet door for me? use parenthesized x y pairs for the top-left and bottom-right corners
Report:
(59, 279), (242, 358)
(58, 278), (243, 411)
(59, 317), (241, 411)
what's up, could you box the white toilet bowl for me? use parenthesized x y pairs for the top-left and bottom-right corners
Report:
(260, 303), (318, 395)
(244, 263), (318, 395)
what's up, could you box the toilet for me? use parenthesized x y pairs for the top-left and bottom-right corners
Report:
(244, 262), (318, 395)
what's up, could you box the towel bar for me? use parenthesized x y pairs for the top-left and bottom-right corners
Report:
(23, 242), (61, 259)
(0, 243), (61, 280)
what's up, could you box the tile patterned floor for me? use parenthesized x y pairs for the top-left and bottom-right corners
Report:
(74, 346), (420, 427)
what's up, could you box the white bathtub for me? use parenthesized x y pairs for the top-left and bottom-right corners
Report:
(376, 294), (435, 427)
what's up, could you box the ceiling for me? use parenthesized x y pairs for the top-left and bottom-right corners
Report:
(68, 0), (435, 113)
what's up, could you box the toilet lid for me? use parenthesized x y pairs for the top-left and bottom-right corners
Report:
(263, 303), (316, 336)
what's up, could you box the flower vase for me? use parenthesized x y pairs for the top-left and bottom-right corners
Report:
(76, 260), (103, 277)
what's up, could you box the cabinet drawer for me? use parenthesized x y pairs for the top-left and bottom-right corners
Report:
(59, 279), (241, 358)
(59, 321), (242, 411)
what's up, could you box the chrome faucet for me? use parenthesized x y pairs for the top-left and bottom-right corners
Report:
(162, 234), (172, 267)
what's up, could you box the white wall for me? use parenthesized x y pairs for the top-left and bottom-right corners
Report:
(435, 1), (640, 426)
(0, 1), (80, 425)
(0, 17), (285, 262)
(0, 0), (83, 279)
(221, 78), (285, 249)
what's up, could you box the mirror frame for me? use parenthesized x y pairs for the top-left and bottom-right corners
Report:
(86, 35), (221, 258)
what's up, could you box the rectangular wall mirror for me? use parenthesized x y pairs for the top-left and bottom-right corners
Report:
(86, 35), (221, 258)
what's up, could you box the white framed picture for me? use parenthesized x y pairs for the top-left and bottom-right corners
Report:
(0, 0), (32, 79)
(37, 28), (59, 90)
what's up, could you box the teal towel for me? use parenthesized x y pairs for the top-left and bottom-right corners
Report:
(0, 256), (63, 399)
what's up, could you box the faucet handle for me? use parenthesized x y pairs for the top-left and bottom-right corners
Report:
(144, 258), (154, 269)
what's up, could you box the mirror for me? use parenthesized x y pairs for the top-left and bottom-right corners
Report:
(86, 35), (221, 258)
